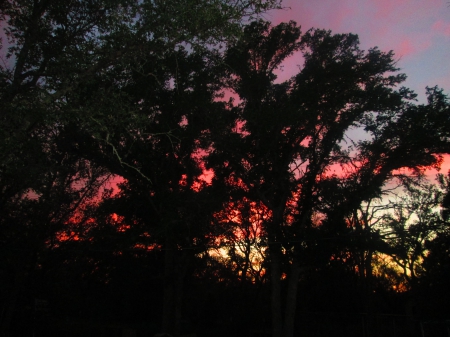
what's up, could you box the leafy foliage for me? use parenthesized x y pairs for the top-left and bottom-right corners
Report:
(1, 2), (450, 336)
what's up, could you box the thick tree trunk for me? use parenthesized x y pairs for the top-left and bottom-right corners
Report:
(269, 244), (283, 337)
(162, 232), (189, 337)
(162, 236), (176, 335)
(283, 258), (302, 337)
(174, 254), (188, 337)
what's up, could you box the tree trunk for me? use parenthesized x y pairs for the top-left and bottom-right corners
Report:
(283, 258), (302, 337)
(269, 244), (283, 337)
(162, 231), (190, 337)
(162, 235), (176, 335)
(174, 253), (189, 337)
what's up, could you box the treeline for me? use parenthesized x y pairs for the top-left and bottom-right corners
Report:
(1, 1), (450, 337)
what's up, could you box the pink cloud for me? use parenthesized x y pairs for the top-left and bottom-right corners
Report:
(389, 35), (432, 60)
(373, 0), (397, 20)
(432, 20), (450, 36)
(397, 39), (414, 57)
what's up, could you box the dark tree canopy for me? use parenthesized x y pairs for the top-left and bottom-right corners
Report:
(1, 3), (450, 336)
(211, 20), (450, 337)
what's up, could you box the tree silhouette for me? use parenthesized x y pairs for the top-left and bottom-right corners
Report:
(1, 1), (281, 335)
(2, 2), (450, 335)
(210, 20), (450, 337)
(0, 123), (109, 336)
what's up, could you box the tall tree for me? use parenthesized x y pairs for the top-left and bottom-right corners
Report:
(210, 21), (450, 337)
(0, 0), (281, 180)
(67, 45), (232, 335)
(1, 1), (281, 335)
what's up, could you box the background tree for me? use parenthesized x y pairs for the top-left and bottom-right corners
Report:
(382, 173), (450, 320)
(0, 123), (109, 336)
(0, 1), (281, 335)
(381, 181), (444, 288)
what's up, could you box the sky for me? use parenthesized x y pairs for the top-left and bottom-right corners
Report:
(264, 0), (450, 104)
(263, 0), (450, 176)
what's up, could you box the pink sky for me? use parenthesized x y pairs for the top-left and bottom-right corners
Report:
(266, 0), (450, 103)
(265, 0), (450, 179)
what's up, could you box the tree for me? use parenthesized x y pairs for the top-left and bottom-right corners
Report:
(419, 227), (450, 319)
(0, 122), (109, 336)
(380, 180), (445, 288)
(210, 20), (450, 337)
(0, 0), (283, 203)
(382, 173), (450, 319)
(213, 197), (269, 286)
(3, 1), (450, 335)
(1, 1), (281, 335)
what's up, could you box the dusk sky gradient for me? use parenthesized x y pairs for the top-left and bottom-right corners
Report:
(266, 0), (450, 104)
(263, 0), (450, 175)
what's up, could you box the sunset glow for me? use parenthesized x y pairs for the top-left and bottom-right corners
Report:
(2, 1), (450, 336)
